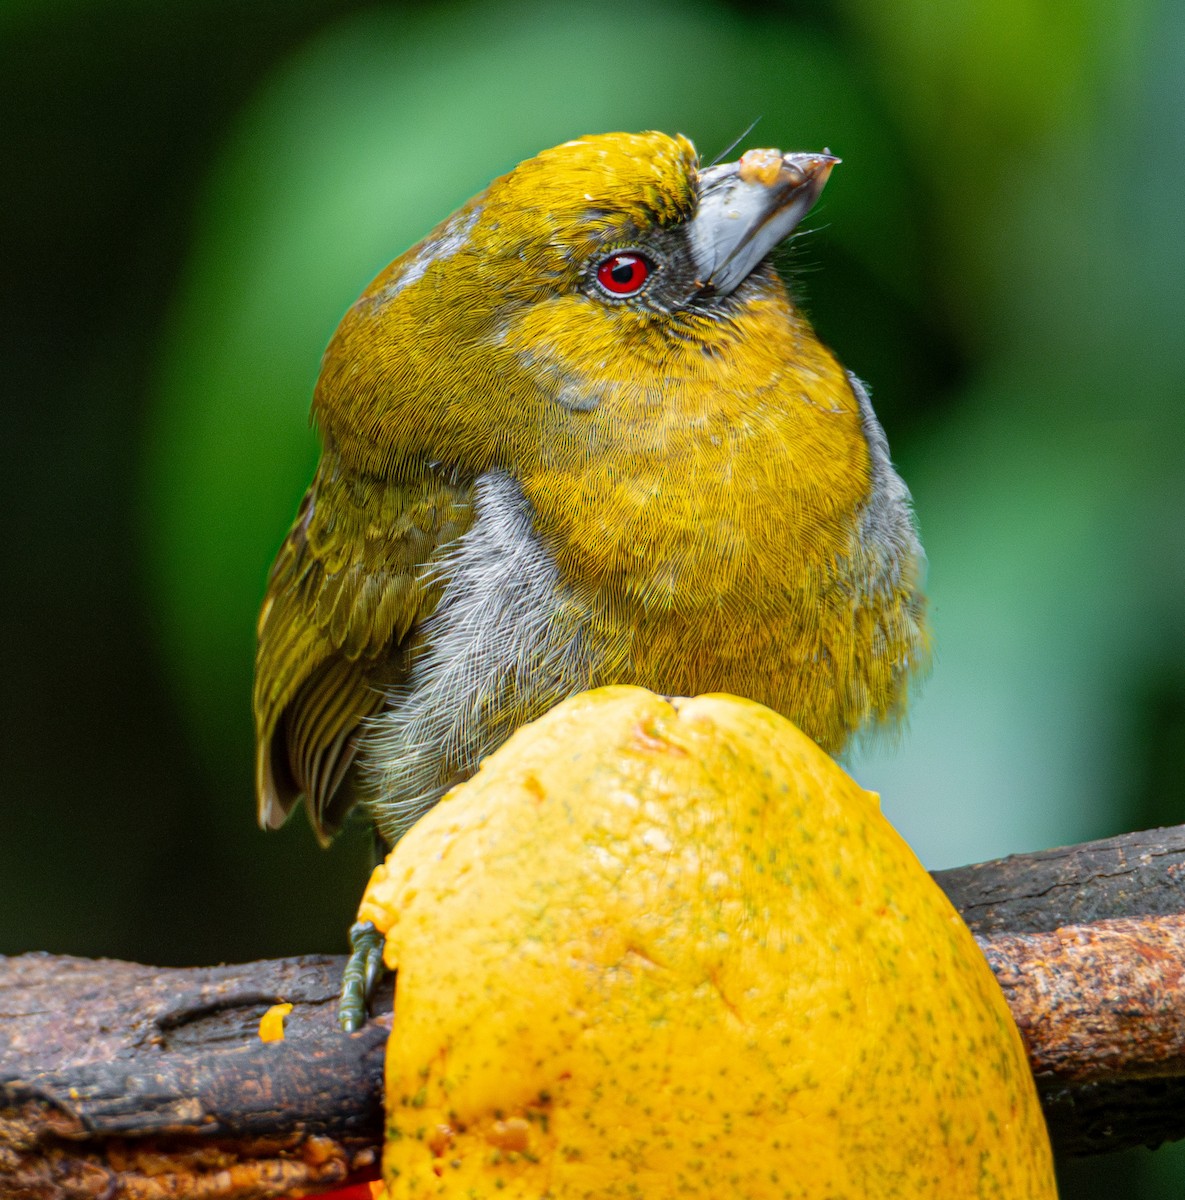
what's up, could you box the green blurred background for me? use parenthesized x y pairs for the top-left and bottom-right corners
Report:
(2, 0), (1183, 1192)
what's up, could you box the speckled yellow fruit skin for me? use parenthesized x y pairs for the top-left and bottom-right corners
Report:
(358, 687), (1056, 1199)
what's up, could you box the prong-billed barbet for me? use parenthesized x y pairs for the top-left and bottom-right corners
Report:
(253, 130), (928, 960)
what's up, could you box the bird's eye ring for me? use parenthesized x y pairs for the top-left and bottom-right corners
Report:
(594, 252), (652, 297)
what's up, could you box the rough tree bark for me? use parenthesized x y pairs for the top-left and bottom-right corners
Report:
(2, 824), (1184, 1200)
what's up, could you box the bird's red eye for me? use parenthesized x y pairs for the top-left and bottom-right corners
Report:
(595, 252), (651, 297)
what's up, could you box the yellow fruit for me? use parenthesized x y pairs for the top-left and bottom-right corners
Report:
(358, 687), (1055, 1199)
(257, 1001), (293, 1043)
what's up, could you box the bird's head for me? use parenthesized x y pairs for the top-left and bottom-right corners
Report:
(315, 131), (840, 475)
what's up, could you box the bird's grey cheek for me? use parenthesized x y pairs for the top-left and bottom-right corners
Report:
(553, 379), (602, 412)
(502, 337), (603, 412)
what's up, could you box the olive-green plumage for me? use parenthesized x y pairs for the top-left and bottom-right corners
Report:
(254, 131), (928, 847)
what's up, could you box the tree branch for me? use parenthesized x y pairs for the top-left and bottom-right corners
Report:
(3, 824), (1185, 1198)
(933, 823), (1185, 935)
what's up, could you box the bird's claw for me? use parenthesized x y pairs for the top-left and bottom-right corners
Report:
(339, 919), (384, 1032)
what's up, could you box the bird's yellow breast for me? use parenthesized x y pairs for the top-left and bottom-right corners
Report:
(507, 286), (870, 602)
(489, 282), (885, 748)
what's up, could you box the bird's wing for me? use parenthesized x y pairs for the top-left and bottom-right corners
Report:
(253, 455), (474, 844)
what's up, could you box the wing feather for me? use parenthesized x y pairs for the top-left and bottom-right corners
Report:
(254, 451), (474, 843)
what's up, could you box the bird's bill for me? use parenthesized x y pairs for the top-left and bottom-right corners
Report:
(689, 149), (839, 296)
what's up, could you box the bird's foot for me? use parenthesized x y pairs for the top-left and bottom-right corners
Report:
(339, 919), (385, 1032)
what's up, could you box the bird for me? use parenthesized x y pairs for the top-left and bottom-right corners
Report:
(253, 129), (928, 855)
